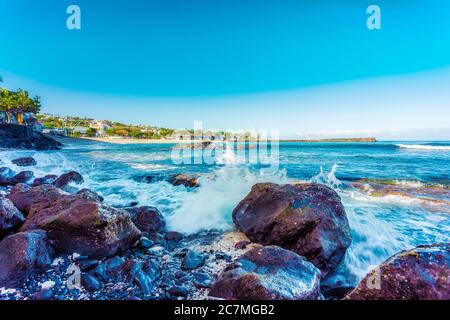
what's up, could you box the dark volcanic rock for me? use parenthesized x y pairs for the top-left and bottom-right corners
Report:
(76, 188), (104, 202)
(0, 124), (61, 150)
(181, 250), (207, 270)
(344, 243), (450, 300)
(165, 231), (184, 242)
(0, 230), (54, 288)
(81, 273), (102, 292)
(32, 174), (58, 187)
(53, 171), (84, 190)
(0, 196), (25, 237)
(7, 184), (64, 215)
(11, 171), (34, 185)
(209, 246), (321, 300)
(125, 206), (165, 236)
(18, 187), (141, 257)
(233, 183), (351, 274)
(12, 157), (37, 167)
(0, 167), (16, 186)
(8, 184), (141, 258)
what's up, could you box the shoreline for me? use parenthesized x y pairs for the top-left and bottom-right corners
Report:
(66, 136), (379, 145)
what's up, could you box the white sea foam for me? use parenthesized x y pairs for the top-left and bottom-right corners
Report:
(397, 144), (450, 151)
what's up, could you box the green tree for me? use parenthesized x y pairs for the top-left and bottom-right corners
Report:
(86, 127), (97, 137)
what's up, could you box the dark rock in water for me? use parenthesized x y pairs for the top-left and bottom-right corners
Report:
(0, 167), (16, 186)
(166, 231), (184, 242)
(168, 285), (190, 297)
(181, 250), (207, 270)
(32, 174), (58, 187)
(0, 124), (62, 150)
(11, 171), (34, 185)
(322, 286), (355, 300)
(12, 157), (37, 167)
(33, 288), (54, 300)
(0, 196), (25, 237)
(76, 188), (104, 202)
(344, 243), (450, 300)
(53, 171), (84, 190)
(7, 184), (63, 215)
(125, 206), (165, 236)
(233, 183), (351, 275)
(168, 174), (199, 188)
(139, 237), (154, 249)
(81, 273), (102, 292)
(209, 246), (321, 300)
(0, 230), (54, 288)
(193, 272), (214, 289)
(234, 241), (251, 250)
(17, 185), (141, 258)
(134, 173), (168, 184)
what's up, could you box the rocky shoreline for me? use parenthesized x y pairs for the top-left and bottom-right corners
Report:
(1, 152), (449, 300)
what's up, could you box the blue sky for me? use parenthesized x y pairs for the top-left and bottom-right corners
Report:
(1, 0), (450, 138)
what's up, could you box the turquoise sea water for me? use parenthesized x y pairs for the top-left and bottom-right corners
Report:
(1, 140), (450, 286)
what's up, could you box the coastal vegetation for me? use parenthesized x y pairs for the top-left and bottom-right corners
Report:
(0, 88), (41, 114)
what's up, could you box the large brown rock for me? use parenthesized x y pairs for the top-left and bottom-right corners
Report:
(0, 196), (25, 238)
(0, 230), (54, 288)
(7, 184), (141, 257)
(124, 206), (165, 236)
(209, 246), (321, 300)
(344, 243), (450, 300)
(18, 189), (141, 257)
(233, 183), (351, 274)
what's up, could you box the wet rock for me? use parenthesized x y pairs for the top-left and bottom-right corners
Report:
(344, 243), (450, 300)
(215, 252), (232, 262)
(233, 183), (351, 274)
(76, 189), (104, 202)
(235, 241), (251, 250)
(134, 173), (168, 184)
(11, 171), (34, 185)
(7, 184), (63, 215)
(0, 124), (62, 150)
(12, 157), (37, 167)
(0, 167), (16, 185)
(139, 237), (154, 249)
(77, 259), (99, 271)
(209, 246), (321, 300)
(0, 196), (25, 237)
(166, 231), (184, 242)
(18, 186), (141, 258)
(194, 272), (214, 289)
(32, 174), (58, 187)
(125, 206), (165, 236)
(168, 174), (199, 188)
(0, 230), (54, 288)
(181, 250), (207, 270)
(168, 285), (190, 297)
(53, 171), (84, 190)
(81, 273), (102, 292)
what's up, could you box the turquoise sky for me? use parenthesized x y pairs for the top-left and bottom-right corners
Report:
(1, 1), (450, 138)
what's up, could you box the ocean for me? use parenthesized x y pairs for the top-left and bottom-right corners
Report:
(1, 140), (449, 287)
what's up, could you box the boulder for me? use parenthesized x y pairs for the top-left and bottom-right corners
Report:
(12, 157), (37, 167)
(181, 250), (207, 270)
(233, 183), (351, 274)
(344, 243), (450, 300)
(168, 174), (199, 188)
(0, 123), (61, 150)
(0, 230), (54, 288)
(11, 171), (34, 185)
(0, 196), (25, 237)
(124, 206), (165, 236)
(18, 188), (141, 257)
(0, 167), (16, 186)
(53, 171), (84, 190)
(7, 184), (64, 215)
(209, 246), (321, 300)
